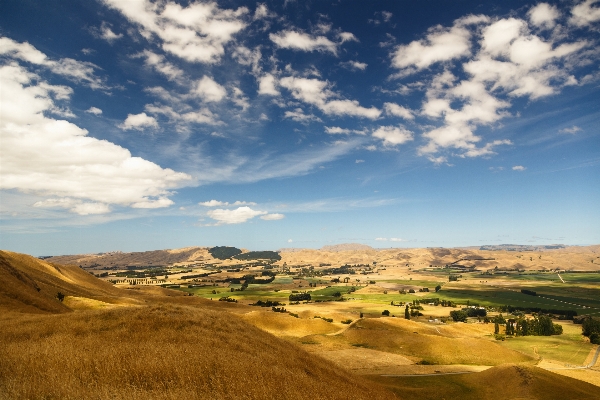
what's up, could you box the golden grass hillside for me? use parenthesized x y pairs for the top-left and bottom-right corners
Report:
(0, 250), (138, 313)
(0, 305), (395, 400)
(368, 364), (600, 399)
(337, 318), (533, 366)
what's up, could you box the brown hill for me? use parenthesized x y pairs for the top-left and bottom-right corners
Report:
(321, 243), (374, 252)
(45, 246), (210, 268)
(0, 250), (139, 314)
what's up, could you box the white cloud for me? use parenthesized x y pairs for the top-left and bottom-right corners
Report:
(0, 37), (106, 89)
(85, 107), (102, 115)
(33, 198), (111, 216)
(512, 165), (526, 171)
(391, 17), (484, 72)
(138, 50), (185, 82)
(193, 76), (227, 102)
(340, 60), (367, 71)
(200, 200), (228, 207)
(375, 237), (387, 241)
(461, 140), (512, 158)
(279, 76), (381, 119)
(372, 126), (413, 146)
(0, 63), (191, 213)
(389, 238), (406, 242)
(258, 73), (280, 96)
(405, 13), (590, 161)
(206, 206), (266, 224)
(287, 239), (293, 243)
(144, 103), (221, 127)
(338, 32), (358, 43)
(101, 0), (248, 64)
(569, 0), (600, 27)
(254, 3), (272, 20)
(284, 108), (322, 123)
(559, 126), (582, 134)
(325, 126), (366, 135)
(355, 159), (364, 163)
(118, 112), (159, 131)
(200, 200), (257, 207)
(260, 213), (285, 220)
(95, 21), (123, 43)
(270, 30), (338, 54)
(383, 102), (414, 119)
(528, 3), (560, 29)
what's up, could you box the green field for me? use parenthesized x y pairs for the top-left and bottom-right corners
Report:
(497, 323), (591, 365)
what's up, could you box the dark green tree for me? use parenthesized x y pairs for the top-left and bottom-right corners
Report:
(435, 284), (441, 292)
(494, 321), (499, 334)
(405, 305), (410, 320)
(56, 292), (65, 302)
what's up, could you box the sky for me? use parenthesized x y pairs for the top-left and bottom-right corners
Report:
(1, 0), (599, 256)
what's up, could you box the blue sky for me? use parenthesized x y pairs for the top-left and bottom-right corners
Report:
(1, 0), (599, 256)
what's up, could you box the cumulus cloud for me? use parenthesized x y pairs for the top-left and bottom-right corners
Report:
(138, 50), (185, 82)
(193, 76), (227, 102)
(392, 12), (591, 160)
(206, 206), (266, 224)
(340, 60), (367, 71)
(270, 30), (338, 54)
(260, 213), (285, 220)
(101, 0), (248, 64)
(118, 112), (159, 130)
(279, 76), (381, 119)
(85, 107), (102, 115)
(383, 102), (414, 119)
(528, 3), (560, 29)
(284, 108), (322, 123)
(0, 63), (191, 214)
(0, 37), (106, 89)
(258, 73), (280, 96)
(512, 165), (526, 171)
(92, 21), (123, 43)
(33, 198), (111, 215)
(569, 0), (600, 27)
(372, 126), (413, 146)
(391, 16), (488, 72)
(325, 126), (366, 135)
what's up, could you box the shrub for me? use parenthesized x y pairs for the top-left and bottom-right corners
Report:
(341, 319), (353, 324)
(382, 310), (390, 316)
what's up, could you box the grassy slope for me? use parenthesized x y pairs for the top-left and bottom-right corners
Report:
(0, 251), (395, 400)
(0, 305), (395, 400)
(368, 364), (600, 400)
(0, 250), (139, 313)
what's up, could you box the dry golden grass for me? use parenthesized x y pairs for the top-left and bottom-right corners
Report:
(367, 364), (600, 399)
(0, 250), (142, 314)
(240, 310), (339, 337)
(0, 305), (395, 400)
(337, 318), (533, 366)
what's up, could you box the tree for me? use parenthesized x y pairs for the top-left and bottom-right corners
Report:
(450, 310), (468, 322)
(405, 305), (410, 320)
(56, 292), (65, 302)
(382, 310), (390, 316)
(494, 321), (499, 334)
(435, 284), (441, 292)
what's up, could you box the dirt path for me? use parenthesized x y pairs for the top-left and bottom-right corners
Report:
(587, 345), (600, 368)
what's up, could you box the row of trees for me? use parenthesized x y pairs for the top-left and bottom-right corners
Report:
(495, 314), (562, 336)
